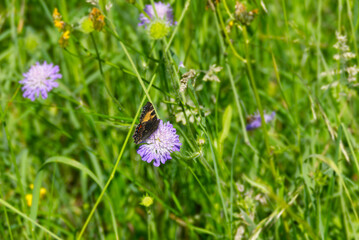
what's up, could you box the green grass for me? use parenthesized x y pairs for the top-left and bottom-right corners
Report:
(1, 0), (359, 239)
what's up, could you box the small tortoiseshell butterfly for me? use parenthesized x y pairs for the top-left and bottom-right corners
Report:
(133, 102), (160, 144)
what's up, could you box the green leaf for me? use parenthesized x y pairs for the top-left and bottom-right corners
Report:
(40, 156), (103, 188)
(79, 17), (94, 34)
(219, 104), (232, 144)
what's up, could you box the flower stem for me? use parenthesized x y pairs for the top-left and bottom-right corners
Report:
(242, 27), (276, 175)
(147, 209), (152, 240)
(120, 41), (158, 117)
(77, 74), (157, 239)
(210, 1), (249, 144)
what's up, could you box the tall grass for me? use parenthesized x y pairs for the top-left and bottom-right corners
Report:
(1, 0), (359, 239)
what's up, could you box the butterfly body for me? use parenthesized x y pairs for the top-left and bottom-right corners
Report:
(133, 102), (160, 144)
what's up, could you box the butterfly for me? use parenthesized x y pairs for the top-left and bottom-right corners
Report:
(133, 102), (160, 144)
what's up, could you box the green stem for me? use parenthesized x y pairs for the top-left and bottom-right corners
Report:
(211, 2), (249, 144)
(203, 127), (229, 237)
(242, 27), (274, 174)
(89, 33), (123, 108)
(120, 41), (158, 116)
(216, 4), (246, 62)
(76, 74), (157, 239)
(345, 0), (359, 65)
(147, 209), (151, 240)
(3, 120), (26, 212)
(0, 198), (62, 240)
(162, 0), (191, 104)
(242, 28), (269, 145)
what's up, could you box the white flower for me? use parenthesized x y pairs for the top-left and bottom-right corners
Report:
(203, 64), (223, 82)
(234, 226), (245, 240)
(335, 31), (347, 42)
(333, 54), (340, 60)
(343, 52), (356, 59)
(347, 65), (359, 82)
(86, 0), (98, 5)
(106, 2), (113, 11)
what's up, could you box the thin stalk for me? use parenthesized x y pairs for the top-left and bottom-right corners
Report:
(0, 169), (13, 240)
(230, 135), (238, 237)
(345, 0), (358, 65)
(202, 126), (229, 236)
(76, 74), (157, 239)
(3, 205), (13, 240)
(211, 3), (249, 144)
(242, 27), (272, 162)
(162, 0), (191, 104)
(0, 198), (62, 240)
(147, 209), (151, 240)
(120, 41), (158, 116)
(216, 4), (246, 62)
(3, 121), (26, 212)
(89, 33), (123, 108)
(164, 0), (191, 54)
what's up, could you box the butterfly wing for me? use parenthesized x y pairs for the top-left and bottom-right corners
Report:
(133, 102), (160, 144)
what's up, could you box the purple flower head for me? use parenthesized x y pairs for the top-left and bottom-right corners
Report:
(139, 2), (174, 27)
(19, 61), (62, 101)
(178, 61), (185, 69)
(246, 111), (275, 131)
(137, 120), (181, 167)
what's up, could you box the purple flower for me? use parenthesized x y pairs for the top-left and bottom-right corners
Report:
(19, 61), (62, 101)
(246, 111), (275, 131)
(178, 61), (185, 69)
(137, 120), (181, 167)
(139, 2), (174, 27)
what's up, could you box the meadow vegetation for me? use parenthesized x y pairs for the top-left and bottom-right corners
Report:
(1, 0), (359, 239)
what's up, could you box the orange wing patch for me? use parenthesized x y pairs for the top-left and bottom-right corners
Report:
(133, 102), (160, 144)
(141, 109), (155, 122)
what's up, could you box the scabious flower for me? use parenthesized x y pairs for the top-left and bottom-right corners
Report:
(137, 120), (181, 167)
(246, 111), (275, 131)
(19, 61), (62, 101)
(138, 2), (175, 39)
(139, 2), (174, 27)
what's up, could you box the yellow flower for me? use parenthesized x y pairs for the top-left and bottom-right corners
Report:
(26, 184), (47, 207)
(52, 8), (61, 20)
(62, 30), (70, 39)
(59, 30), (70, 48)
(40, 188), (47, 198)
(52, 8), (66, 31)
(54, 20), (65, 31)
(140, 194), (153, 207)
(25, 194), (32, 207)
(89, 8), (105, 31)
